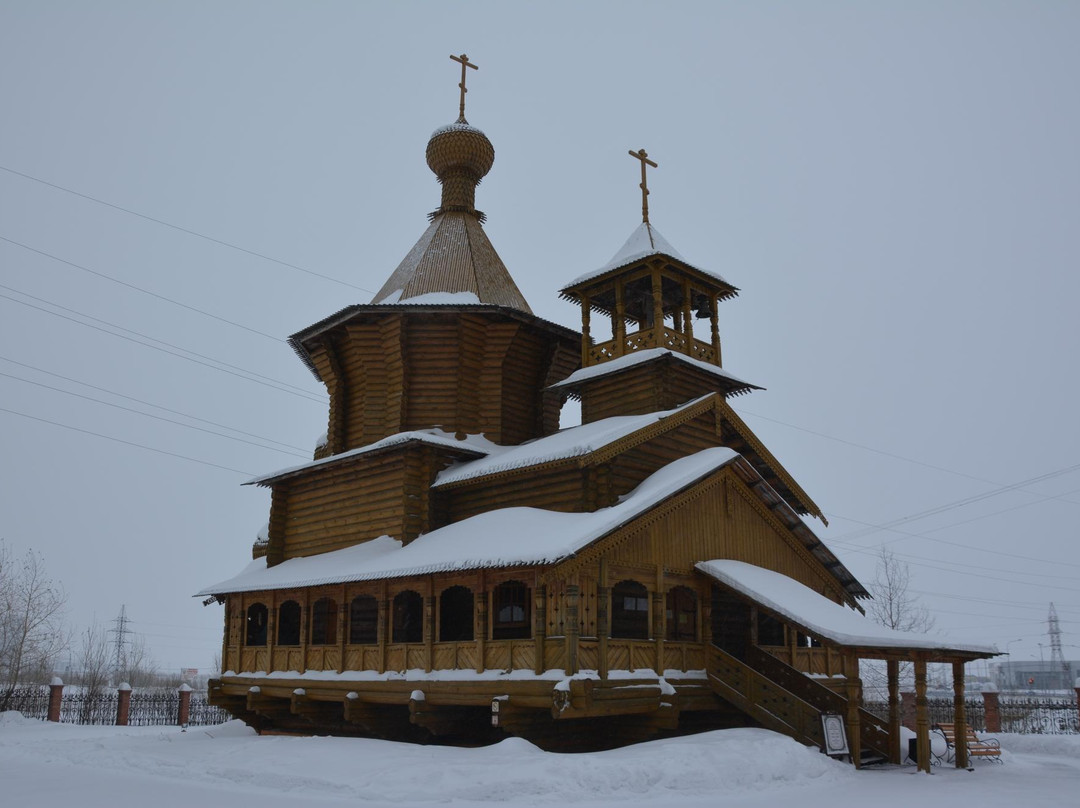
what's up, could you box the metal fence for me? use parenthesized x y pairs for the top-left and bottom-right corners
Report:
(2, 686), (229, 727)
(863, 693), (1079, 735)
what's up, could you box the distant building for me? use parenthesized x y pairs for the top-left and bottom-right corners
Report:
(994, 659), (1077, 691)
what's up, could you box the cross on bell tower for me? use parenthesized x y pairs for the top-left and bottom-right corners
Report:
(628, 148), (658, 224)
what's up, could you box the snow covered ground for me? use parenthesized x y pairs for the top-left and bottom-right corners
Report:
(2, 712), (1078, 807)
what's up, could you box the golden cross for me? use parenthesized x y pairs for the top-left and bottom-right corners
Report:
(450, 53), (479, 121)
(629, 148), (658, 224)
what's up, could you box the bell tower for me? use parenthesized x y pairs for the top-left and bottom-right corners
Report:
(556, 149), (759, 423)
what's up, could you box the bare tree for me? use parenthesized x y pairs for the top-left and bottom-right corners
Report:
(74, 622), (112, 722)
(867, 547), (934, 633)
(861, 547), (936, 698)
(116, 633), (157, 688)
(0, 541), (68, 710)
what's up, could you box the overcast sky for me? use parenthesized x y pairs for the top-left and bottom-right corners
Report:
(1, 1), (1078, 677)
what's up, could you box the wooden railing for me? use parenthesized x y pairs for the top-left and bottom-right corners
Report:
(748, 647), (889, 760)
(706, 645), (825, 748)
(587, 327), (716, 366)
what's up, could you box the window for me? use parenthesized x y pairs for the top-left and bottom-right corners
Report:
(665, 586), (697, 642)
(492, 581), (530, 640)
(245, 603), (268, 646)
(349, 595), (378, 644)
(277, 600), (301, 646)
(310, 597), (337, 645)
(392, 590), (423, 643)
(439, 586), (474, 642)
(757, 612), (785, 646)
(611, 580), (649, 639)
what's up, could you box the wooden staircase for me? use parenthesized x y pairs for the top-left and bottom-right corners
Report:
(706, 645), (890, 765)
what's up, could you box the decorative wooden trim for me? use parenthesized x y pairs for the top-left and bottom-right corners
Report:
(715, 397), (826, 523)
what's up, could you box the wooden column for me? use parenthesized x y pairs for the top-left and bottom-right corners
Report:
(914, 656), (931, 773)
(845, 653), (862, 769)
(681, 279), (694, 345)
(651, 269), (664, 346)
(709, 292), (721, 365)
(534, 583), (547, 674)
(377, 585), (388, 674)
(338, 584), (347, 673)
(475, 590), (488, 673)
(953, 660), (969, 768)
(597, 561), (609, 681)
(565, 584), (581, 674)
(580, 293), (592, 367)
(653, 590), (665, 674)
(424, 589), (435, 673)
(887, 659), (902, 764)
(614, 282), (626, 357)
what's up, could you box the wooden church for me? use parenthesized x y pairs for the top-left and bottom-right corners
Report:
(202, 56), (995, 766)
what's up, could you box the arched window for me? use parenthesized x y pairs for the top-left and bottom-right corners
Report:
(665, 586), (697, 642)
(310, 597), (337, 645)
(757, 612), (785, 646)
(439, 586), (474, 642)
(392, 590), (423, 643)
(492, 580), (530, 640)
(245, 603), (268, 646)
(277, 600), (301, 646)
(612, 580), (649, 639)
(349, 595), (378, 644)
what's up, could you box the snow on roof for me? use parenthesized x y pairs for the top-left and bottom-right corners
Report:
(374, 290), (482, 306)
(696, 560), (998, 656)
(198, 448), (740, 596)
(245, 429), (498, 487)
(563, 222), (732, 290)
(549, 348), (758, 392)
(434, 395), (714, 488)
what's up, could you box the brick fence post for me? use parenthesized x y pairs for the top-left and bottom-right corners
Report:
(1074, 679), (1080, 731)
(900, 691), (916, 731)
(47, 677), (64, 723)
(116, 683), (131, 726)
(177, 683), (192, 728)
(982, 685), (1001, 733)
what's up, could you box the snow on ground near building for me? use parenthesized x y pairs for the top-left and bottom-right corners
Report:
(1, 713), (1077, 808)
(697, 560), (998, 655)
(198, 448), (739, 595)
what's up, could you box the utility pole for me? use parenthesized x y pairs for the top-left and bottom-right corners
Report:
(1048, 603), (1068, 689)
(109, 605), (133, 680)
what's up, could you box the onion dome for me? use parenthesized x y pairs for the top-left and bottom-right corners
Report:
(426, 118), (495, 217)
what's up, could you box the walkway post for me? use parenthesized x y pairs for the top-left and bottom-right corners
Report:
(952, 660), (969, 768)
(914, 657), (931, 773)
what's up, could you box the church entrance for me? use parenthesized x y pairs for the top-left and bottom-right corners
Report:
(710, 586), (751, 661)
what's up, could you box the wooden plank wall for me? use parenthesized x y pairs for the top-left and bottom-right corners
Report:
(280, 456), (409, 559)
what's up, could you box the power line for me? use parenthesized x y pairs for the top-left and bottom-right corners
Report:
(0, 405), (254, 476)
(736, 406), (1080, 510)
(0, 163), (375, 294)
(0, 233), (283, 342)
(0, 285), (326, 403)
(0, 368), (310, 459)
(826, 488), (1080, 570)
(826, 461), (1080, 545)
(0, 353), (311, 453)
